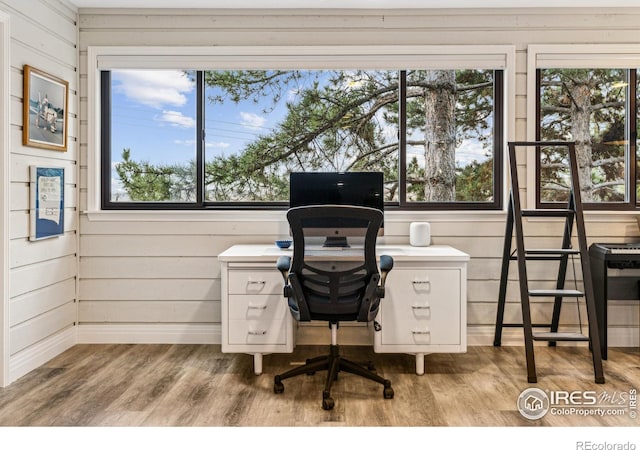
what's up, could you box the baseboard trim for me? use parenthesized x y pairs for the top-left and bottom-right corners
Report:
(76, 323), (638, 349)
(9, 326), (76, 384)
(78, 324), (221, 344)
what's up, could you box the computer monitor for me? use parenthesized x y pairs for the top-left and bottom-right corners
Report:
(289, 171), (384, 247)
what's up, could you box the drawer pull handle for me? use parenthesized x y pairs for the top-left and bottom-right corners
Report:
(412, 280), (430, 285)
(247, 305), (268, 310)
(248, 330), (267, 336)
(411, 330), (431, 335)
(411, 305), (430, 310)
(247, 281), (266, 285)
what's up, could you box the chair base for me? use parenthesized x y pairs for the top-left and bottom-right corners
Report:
(273, 344), (394, 410)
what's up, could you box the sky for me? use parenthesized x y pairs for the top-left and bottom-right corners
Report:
(109, 69), (490, 194)
(111, 70), (320, 167)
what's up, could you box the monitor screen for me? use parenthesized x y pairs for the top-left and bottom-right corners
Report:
(289, 172), (384, 246)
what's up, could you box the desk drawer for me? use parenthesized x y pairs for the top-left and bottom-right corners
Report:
(228, 318), (289, 345)
(228, 270), (283, 295)
(381, 268), (461, 345)
(228, 294), (287, 320)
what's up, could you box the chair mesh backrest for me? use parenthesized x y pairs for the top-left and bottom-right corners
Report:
(287, 205), (383, 321)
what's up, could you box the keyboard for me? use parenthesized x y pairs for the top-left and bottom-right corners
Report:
(589, 243), (640, 269)
(593, 243), (640, 254)
(610, 246), (640, 254)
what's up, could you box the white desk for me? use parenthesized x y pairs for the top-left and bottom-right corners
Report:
(218, 244), (469, 375)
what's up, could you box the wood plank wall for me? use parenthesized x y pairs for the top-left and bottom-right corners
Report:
(1, 0), (78, 383)
(76, 8), (640, 347)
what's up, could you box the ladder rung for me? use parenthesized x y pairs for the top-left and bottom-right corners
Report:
(501, 323), (555, 328)
(510, 248), (581, 261)
(532, 332), (589, 342)
(524, 249), (580, 255)
(528, 289), (583, 297)
(522, 209), (574, 217)
(511, 255), (564, 261)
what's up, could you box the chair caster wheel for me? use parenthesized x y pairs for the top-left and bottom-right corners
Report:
(274, 377), (284, 394)
(383, 386), (394, 399)
(322, 397), (335, 410)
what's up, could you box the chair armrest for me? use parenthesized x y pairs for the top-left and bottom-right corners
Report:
(379, 254), (393, 287)
(376, 255), (394, 299)
(276, 255), (291, 282)
(276, 255), (295, 300)
(379, 255), (394, 273)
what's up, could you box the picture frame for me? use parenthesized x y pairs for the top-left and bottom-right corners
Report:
(22, 65), (68, 151)
(29, 166), (65, 241)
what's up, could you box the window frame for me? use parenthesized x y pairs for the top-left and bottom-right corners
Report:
(528, 44), (640, 212)
(87, 45), (516, 216)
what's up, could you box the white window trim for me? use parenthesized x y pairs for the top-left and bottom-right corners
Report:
(87, 44), (516, 222)
(1, 9), (11, 388)
(526, 44), (640, 212)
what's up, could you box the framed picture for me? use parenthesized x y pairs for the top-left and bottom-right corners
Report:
(22, 65), (68, 151)
(29, 166), (65, 241)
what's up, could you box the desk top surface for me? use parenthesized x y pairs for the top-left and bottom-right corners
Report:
(219, 244), (470, 262)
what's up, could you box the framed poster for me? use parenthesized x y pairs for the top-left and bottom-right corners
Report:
(30, 166), (64, 241)
(22, 65), (68, 151)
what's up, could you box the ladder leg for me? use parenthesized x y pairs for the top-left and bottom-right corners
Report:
(567, 142), (605, 384)
(549, 214), (574, 346)
(509, 185), (537, 381)
(503, 141), (537, 382)
(549, 255), (569, 346)
(494, 196), (514, 347)
(516, 241), (537, 383)
(521, 297), (537, 383)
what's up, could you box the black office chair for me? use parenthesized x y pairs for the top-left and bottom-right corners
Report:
(273, 205), (394, 410)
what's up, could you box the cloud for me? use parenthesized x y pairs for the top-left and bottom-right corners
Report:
(239, 111), (267, 129)
(157, 110), (195, 128)
(206, 141), (231, 149)
(173, 139), (231, 149)
(455, 139), (490, 166)
(112, 70), (194, 109)
(173, 139), (196, 146)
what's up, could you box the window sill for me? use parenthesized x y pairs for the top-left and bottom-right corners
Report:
(83, 208), (508, 223)
(83, 207), (640, 225)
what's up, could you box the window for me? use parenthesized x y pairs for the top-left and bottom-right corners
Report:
(102, 70), (198, 204)
(537, 68), (635, 208)
(530, 45), (640, 211)
(202, 69), (402, 205)
(92, 46), (513, 212)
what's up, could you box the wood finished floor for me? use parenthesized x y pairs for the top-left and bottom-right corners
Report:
(0, 344), (638, 427)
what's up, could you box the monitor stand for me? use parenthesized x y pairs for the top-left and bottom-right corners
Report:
(323, 236), (350, 248)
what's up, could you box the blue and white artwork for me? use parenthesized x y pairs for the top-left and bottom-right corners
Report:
(30, 166), (64, 241)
